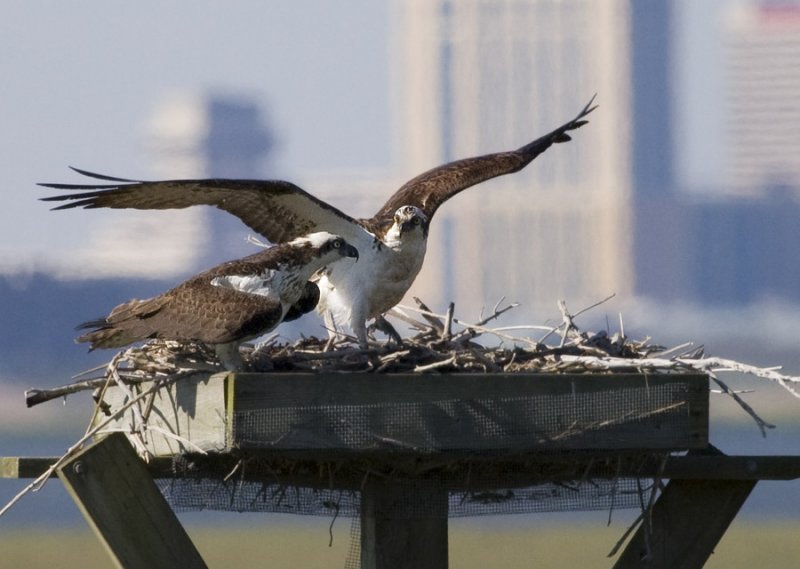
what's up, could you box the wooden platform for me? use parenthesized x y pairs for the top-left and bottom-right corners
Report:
(92, 371), (710, 458)
(5, 371), (800, 569)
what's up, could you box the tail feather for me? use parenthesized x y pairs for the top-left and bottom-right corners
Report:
(75, 325), (139, 350)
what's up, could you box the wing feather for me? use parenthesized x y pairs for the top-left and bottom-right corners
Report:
(371, 96), (597, 223)
(77, 250), (292, 348)
(40, 173), (368, 244)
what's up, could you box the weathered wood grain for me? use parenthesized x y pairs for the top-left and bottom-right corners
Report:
(57, 433), (208, 569)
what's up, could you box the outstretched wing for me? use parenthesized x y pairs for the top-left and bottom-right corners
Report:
(39, 168), (367, 244)
(371, 96), (597, 223)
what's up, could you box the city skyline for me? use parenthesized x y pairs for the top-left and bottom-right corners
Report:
(3, 0), (800, 341)
(391, 0), (634, 313)
(2, 1), (752, 280)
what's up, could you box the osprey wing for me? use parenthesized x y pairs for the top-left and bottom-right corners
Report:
(40, 168), (366, 244)
(371, 96), (597, 223)
(77, 253), (288, 348)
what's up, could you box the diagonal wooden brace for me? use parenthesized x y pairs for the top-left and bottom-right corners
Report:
(57, 433), (208, 569)
(614, 447), (757, 569)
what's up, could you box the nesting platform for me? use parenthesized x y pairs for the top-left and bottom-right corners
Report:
(5, 371), (800, 569)
(97, 371), (709, 456)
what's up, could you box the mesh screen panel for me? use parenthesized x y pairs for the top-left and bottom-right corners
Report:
(157, 474), (653, 517)
(230, 378), (701, 453)
(156, 374), (697, 516)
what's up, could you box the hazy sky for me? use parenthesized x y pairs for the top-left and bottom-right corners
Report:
(2, 1), (733, 276)
(1, 1), (390, 273)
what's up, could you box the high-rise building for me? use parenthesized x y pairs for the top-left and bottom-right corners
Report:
(385, 0), (800, 316)
(725, 3), (800, 194)
(390, 0), (634, 318)
(146, 93), (274, 265)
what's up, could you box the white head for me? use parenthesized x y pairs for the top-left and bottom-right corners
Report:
(289, 231), (340, 249)
(287, 232), (359, 265)
(383, 205), (429, 246)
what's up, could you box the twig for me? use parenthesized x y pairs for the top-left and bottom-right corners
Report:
(557, 300), (578, 348)
(0, 374), (182, 519)
(414, 355), (457, 373)
(413, 297), (445, 332)
(707, 372), (775, 437)
(555, 354), (781, 434)
(441, 302), (455, 342)
(678, 356), (800, 399)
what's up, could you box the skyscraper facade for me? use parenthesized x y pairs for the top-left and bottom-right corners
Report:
(390, 0), (634, 317)
(725, 3), (800, 194)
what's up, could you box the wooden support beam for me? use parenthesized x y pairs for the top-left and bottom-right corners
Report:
(661, 455), (800, 480)
(360, 480), (449, 569)
(613, 477), (756, 569)
(0, 457), (57, 479)
(56, 433), (208, 569)
(6, 454), (800, 484)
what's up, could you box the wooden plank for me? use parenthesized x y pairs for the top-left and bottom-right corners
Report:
(8, 454), (800, 485)
(0, 457), (57, 478)
(360, 479), (448, 569)
(613, 479), (756, 569)
(93, 372), (229, 456)
(231, 372), (707, 409)
(229, 373), (708, 453)
(662, 454), (800, 481)
(73, 372), (708, 457)
(57, 433), (208, 569)
(1, 456), (177, 479)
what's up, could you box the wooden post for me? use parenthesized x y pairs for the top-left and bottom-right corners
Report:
(57, 433), (208, 569)
(613, 477), (756, 569)
(360, 479), (449, 569)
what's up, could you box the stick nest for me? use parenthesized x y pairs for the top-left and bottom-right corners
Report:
(25, 297), (800, 436)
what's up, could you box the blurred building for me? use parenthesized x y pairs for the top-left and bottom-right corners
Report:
(146, 93), (274, 265)
(725, 3), (800, 194)
(630, 0), (800, 306)
(391, 0), (637, 316)
(390, 0), (800, 315)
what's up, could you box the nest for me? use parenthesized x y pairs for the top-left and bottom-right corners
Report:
(24, 297), (800, 436)
(5, 297), (800, 526)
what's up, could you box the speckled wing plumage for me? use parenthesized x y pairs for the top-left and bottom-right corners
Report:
(42, 98), (596, 347)
(41, 97), (596, 242)
(369, 96), (597, 224)
(76, 248), (297, 350)
(40, 170), (366, 245)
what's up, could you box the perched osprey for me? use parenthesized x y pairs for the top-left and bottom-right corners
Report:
(42, 98), (596, 347)
(76, 232), (358, 370)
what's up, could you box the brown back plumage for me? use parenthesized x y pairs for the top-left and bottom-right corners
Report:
(76, 234), (356, 350)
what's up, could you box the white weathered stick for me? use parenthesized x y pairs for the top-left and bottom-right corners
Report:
(0, 374), (182, 519)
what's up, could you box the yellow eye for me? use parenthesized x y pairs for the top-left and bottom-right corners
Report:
(333, 239), (342, 249)
(413, 217), (421, 225)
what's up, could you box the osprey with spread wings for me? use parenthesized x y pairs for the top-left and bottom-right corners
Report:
(41, 98), (596, 347)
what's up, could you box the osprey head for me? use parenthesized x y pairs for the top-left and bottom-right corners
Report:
(393, 205), (429, 238)
(290, 231), (359, 262)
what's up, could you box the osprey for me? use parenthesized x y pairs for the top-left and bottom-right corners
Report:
(76, 232), (358, 370)
(42, 97), (596, 347)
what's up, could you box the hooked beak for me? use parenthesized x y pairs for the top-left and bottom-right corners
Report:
(344, 243), (359, 261)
